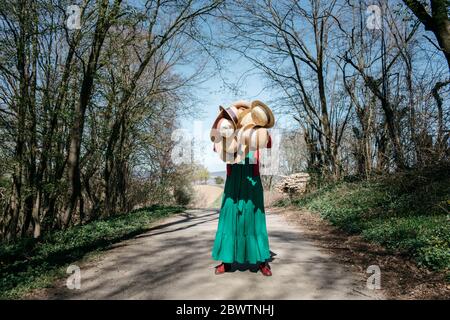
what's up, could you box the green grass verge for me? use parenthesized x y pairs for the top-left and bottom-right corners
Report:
(0, 205), (184, 299)
(275, 166), (450, 272)
(212, 192), (224, 208)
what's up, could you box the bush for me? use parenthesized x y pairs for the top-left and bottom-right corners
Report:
(214, 176), (224, 185)
(173, 186), (193, 206)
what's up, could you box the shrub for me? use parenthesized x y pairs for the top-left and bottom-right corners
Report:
(214, 176), (224, 185)
(173, 186), (193, 206)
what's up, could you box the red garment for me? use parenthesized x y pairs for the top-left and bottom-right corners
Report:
(226, 160), (259, 176)
(267, 134), (272, 148)
(226, 164), (232, 176)
(253, 160), (260, 176)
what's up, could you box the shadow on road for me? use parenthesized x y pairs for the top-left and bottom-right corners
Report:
(135, 209), (219, 239)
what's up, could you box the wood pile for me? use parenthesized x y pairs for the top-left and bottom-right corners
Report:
(275, 173), (311, 196)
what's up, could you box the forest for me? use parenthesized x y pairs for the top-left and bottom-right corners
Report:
(0, 0), (448, 266)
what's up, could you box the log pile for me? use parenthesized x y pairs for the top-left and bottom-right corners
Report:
(275, 173), (311, 196)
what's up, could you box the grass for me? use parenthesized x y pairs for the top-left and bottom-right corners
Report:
(212, 192), (224, 208)
(0, 205), (184, 299)
(275, 165), (450, 273)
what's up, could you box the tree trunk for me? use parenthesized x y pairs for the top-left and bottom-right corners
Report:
(63, 0), (121, 228)
(31, 190), (41, 238)
(402, 0), (450, 69)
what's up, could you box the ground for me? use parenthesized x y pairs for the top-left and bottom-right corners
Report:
(39, 207), (384, 300)
(29, 185), (448, 300)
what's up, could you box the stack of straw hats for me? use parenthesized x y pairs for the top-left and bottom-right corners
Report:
(210, 100), (275, 164)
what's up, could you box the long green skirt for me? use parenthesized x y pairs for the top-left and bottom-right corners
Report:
(211, 152), (271, 264)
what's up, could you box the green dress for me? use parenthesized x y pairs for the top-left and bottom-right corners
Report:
(211, 151), (271, 264)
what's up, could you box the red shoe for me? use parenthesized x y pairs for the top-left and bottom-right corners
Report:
(259, 263), (272, 276)
(215, 263), (229, 275)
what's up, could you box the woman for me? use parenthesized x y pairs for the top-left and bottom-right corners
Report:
(211, 147), (272, 276)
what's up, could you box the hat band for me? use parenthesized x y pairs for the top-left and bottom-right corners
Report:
(225, 107), (238, 125)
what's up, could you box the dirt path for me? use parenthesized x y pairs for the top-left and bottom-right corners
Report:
(42, 208), (384, 300)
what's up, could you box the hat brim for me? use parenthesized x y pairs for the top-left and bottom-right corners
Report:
(214, 136), (238, 153)
(210, 109), (225, 142)
(210, 107), (238, 142)
(251, 100), (275, 128)
(238, 123), (269, 150)
(211, 103), (252, 142)
(237, 108), (252, 128)
(214, 137), (246, 164)
(221, 106), (240, 127)
(237, 123), (256, 145)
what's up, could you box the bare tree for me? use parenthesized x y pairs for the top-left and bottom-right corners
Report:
(402, 0), (450, 69)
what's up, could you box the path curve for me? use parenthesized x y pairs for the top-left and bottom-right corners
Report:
(191, 185), (223, 208)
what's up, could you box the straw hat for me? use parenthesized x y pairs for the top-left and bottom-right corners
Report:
(216, 118), (234, 138)
(211, 100), (273, 163)
(251, 100), (275, 128)
(237, 123), (270, 150)
(237, 108), (252, 128)
(231, 100), (251, 109)
(214, 136), (247, 164)
(210, 104), (249, 142)
(214, 135), (238, 153)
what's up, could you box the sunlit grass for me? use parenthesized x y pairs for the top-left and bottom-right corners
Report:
(211, 192), (224, 208)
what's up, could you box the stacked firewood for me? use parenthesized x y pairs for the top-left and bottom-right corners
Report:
(275, 173), (311, 196)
